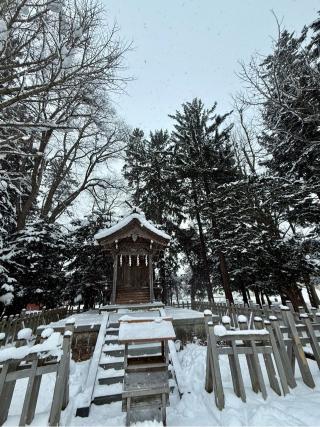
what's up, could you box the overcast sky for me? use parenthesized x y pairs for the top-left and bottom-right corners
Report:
(104, 0), (319, 134)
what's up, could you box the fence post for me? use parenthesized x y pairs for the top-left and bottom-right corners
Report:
(204, 310), (213, 335)
(269, 315), (296, 388)
(254, 317), (281, 396)
(299, 314), (320, 369)
(263, 320), (289, 396)
(48, 330), (73, 426)
(238, 316), (260, 393)
(206, 322), (225, 409)
(62, 319), (75, 409)
(282, 307), (315, 388)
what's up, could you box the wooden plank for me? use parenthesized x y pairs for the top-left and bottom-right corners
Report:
(269, 316), (297, 389)
(208, 323), (225, 410)
(282, 309), (315, 388)
(168, 340), (186, 395)
(24, 360), (45, 425)
(19, 357), (39, 426)
(75, 314), (109, 417)
(254, 318), (281, 396)
(300, 315), (320, 369)
(0, 361), (19, 425)
(230, 339), (246, 402)
(238, 320), (260, 393)
(48, 332), (72, 426)
(249, 339), (267, 400)
(264, 321), (289, 396)
(120, 317), (172, 324)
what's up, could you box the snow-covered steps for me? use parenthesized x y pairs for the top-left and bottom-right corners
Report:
(103, 342), (162, 358)
(99, 354), (124, 370)
(105, 335), (119, 344)
(92, 382), (123, 405)
(97, 367), (124, 385)
(105, 327), (119, 336)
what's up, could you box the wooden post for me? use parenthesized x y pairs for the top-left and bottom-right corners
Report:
(238, 317), (260, 393)
(269, 316), (296, 389)
(204, 310), (213, 335)
(300, 314), (320, 369)
(62, 320), (75, 409)
(254, 317), (281, 396)
(149, 254), (154, 302)
(206, 322), (225, 409)
(282, 307), (315, 388)
(263, 320), (289, 396)
(19, 356), (39, 426)
(0, 361), (18, 425)
(111, 254), (118, 304)
(48, 331), (72, 426)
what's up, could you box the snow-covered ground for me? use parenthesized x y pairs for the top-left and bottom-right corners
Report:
(4, 343), (320, 426)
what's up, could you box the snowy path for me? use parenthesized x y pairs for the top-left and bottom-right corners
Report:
(4, 344), (320, 426)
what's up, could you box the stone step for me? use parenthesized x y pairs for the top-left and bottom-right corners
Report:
(92, 383), (123, 405)
(104, 347), (162, 358)
(97, 367), (124, 385)
(99, 361), (124, 370)
(105, 335), (119, 344)
(98, 374), (124, 385)
(105, 328), (119, 336)
(93, 393), (122, 405)
(108, 322), (120, 328)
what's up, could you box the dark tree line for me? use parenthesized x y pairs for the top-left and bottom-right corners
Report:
(123, 13), (320, 309)
(0, 0), (128, 314)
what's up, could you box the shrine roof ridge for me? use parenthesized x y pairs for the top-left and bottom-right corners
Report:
(94, 212), (171, 242)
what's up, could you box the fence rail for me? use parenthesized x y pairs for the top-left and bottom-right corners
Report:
(204, 306), (320, 410)
(0, 320), (74, 426)
(0, 306), (76, 346)
(172, 300), (319, 328)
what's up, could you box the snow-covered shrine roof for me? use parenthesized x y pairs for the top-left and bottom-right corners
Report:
(94, 212), (171, 243)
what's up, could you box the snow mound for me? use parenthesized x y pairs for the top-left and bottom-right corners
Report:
(17, 328), (33, 340)
(41, 327), (54, 339)
(222, 315), (231, 324)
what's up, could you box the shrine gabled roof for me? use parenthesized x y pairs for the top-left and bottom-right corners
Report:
(94, 213), (171, 243)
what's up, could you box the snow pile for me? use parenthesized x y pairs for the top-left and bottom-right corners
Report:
(0, 332), (62, 363)
(222, 315), (231, 324)
(237, 315), (248, 323)
(0, 291), (14, 305)
(41, 327), (54, 339)
(4, 343), (320, 426)
(214, 324), (269, 337)
(17, 328), (33, 341)
(118, 319), (176, 342)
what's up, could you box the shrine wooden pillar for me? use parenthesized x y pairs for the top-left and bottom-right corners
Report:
(149, 254), (154, 302)
(111, 254), (117, 304)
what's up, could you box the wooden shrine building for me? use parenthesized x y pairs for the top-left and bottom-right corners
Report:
(95, 211), (170, 305)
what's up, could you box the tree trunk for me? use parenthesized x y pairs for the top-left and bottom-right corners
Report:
(246, 289), (251, 303)
(16, 130), (53, 231)
(304, 274), (320, 308)
(254, 289), (262, 307)
(265, 294), (272, 306)
(191, 180), (214, 302)
(218, 251), (234, 303)
(285, 285), (304, 312)
(241, 284), (248, 304)
(260, 293), (265, 305)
